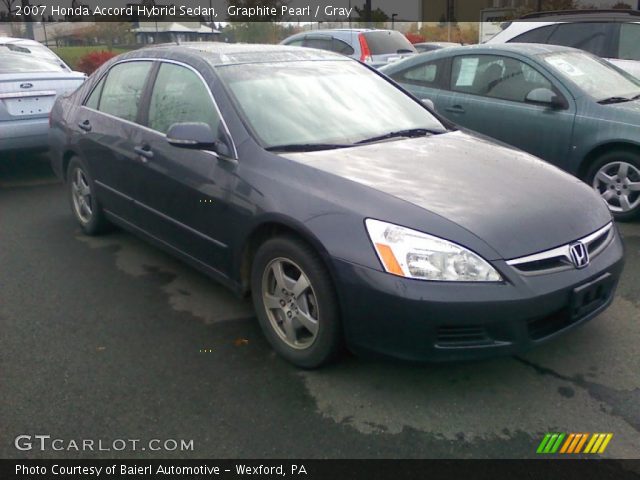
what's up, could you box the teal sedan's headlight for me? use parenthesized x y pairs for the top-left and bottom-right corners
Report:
(365, 219), (502, 282)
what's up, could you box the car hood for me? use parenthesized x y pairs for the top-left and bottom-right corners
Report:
(282, 131), (611, 260)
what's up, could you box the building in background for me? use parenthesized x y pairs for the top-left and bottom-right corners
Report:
(132, 22), (219, 44)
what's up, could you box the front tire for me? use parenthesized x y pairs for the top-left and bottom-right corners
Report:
(250, 236), (342, 368)
(587, 150), (640, 222)
(67, 157), (110, 235)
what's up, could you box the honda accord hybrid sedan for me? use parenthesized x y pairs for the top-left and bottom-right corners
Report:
(50, 43), (624, 368)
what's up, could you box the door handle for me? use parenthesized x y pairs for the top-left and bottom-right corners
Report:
(445, 105), (465, 114)
(133, 145), (154, 162)
(78, 120), (92, 132)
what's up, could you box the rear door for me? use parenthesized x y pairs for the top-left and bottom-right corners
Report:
(75, 60), (153, 222)
(129, 61), (237, 274)
(435, 53), (576, 167)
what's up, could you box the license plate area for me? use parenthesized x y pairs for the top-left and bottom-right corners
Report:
(571, 273), (613, 320)
(4, 95), (55, 116)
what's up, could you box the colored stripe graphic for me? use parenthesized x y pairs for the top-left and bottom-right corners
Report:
(538, 433), (613, 454)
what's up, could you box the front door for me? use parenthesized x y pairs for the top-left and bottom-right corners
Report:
(435, 53), (576, 168)
(129, 61), (237, 275)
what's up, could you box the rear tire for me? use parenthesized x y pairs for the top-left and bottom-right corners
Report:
(67, 157), (111, 235)
(586, 150), (640, 222)
(251, 235), (342, 368)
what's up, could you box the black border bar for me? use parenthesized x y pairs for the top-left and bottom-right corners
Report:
(3, 459), (640, 480)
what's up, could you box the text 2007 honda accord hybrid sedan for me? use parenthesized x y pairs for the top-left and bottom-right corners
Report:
(49, 44), (624, 368)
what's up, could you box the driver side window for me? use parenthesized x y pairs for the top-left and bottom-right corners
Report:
(148, 63), (221, 135)
(451, 55), (554, 103)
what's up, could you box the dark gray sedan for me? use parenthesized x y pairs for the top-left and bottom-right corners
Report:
(49, 44), (623, 368)
(381, 44), (640, 220)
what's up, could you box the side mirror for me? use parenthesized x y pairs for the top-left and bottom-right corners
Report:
(525, 88), (566, 109)
(166, 122), (231, 156)
(421, 98), (436, 111)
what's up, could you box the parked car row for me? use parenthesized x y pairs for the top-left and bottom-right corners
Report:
(47, 43), (624, 368)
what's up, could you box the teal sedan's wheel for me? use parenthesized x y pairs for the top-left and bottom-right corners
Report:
(588, 151), (640, 221)
(251, 236), (342, 368)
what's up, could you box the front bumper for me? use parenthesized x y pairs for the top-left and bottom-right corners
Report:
(332, 228), (624, 362)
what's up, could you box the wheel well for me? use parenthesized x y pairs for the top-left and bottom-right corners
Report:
(579, 143), (640, 180)
(61, 151), (76, 181)
(238, 222), (329, 296)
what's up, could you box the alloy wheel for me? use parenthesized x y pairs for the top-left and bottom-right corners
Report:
(71, 167), (93, 224)
(261, 257), (320, 350)
(592, 161), (640, 213)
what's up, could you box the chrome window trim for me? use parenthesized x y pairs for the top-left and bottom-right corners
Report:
(506, 222), (613, 268)
(81, 57), (238, 160)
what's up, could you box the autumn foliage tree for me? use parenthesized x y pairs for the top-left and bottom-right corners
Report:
(76, 51), (117, 75)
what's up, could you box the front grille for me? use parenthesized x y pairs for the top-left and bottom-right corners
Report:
(507, 223), (613, 275)
(436, 325), (492, 347)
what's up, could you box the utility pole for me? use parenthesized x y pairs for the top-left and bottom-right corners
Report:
(365, 0), (371, 25)
(22, 0), (34, 39)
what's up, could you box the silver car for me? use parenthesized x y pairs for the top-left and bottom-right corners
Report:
(281, 28), (416, 68)
(0, 46), (85, 153)
(0, 37), (72, 71)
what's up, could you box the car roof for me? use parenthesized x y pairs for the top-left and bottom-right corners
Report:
(124, 42), (347, 66)
(427, 42), (576, 56)
(519, 9), (640, 21)
(0, 37), (42, 46)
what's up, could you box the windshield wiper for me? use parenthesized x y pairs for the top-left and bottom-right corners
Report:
(265, 143), (352, 153)
(355, 128), (436, 145)
(598, 96), (633, 104)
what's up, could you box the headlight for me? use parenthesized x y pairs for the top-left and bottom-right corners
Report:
(365, 219), (502, 282)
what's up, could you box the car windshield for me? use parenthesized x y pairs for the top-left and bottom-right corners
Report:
(0, 48), (64, 73)
(217, 60), (445, 149)
(542, 51), (640, 102)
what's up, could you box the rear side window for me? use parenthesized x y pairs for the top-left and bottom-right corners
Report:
(546, 22), (612, 57)
(333, 39), (355, 55)
(392, 60), (443, 88)
(85, 77), (105, 110)
(510, 25), (556, 44)
(618, 23), (640, 61)
(303, 36), (334, 52)
(147, 63), (221, 135)
(0, 51), (63, 73)
(362, 31), (417, 55)
(98, 61), (152, 123)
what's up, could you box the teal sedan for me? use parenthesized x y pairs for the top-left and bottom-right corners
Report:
(381, 44), (640, 220)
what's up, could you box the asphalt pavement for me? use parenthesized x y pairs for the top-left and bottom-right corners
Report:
(1, 152), (639, 459)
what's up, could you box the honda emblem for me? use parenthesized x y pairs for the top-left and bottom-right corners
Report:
(569, 242), (589, 269)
